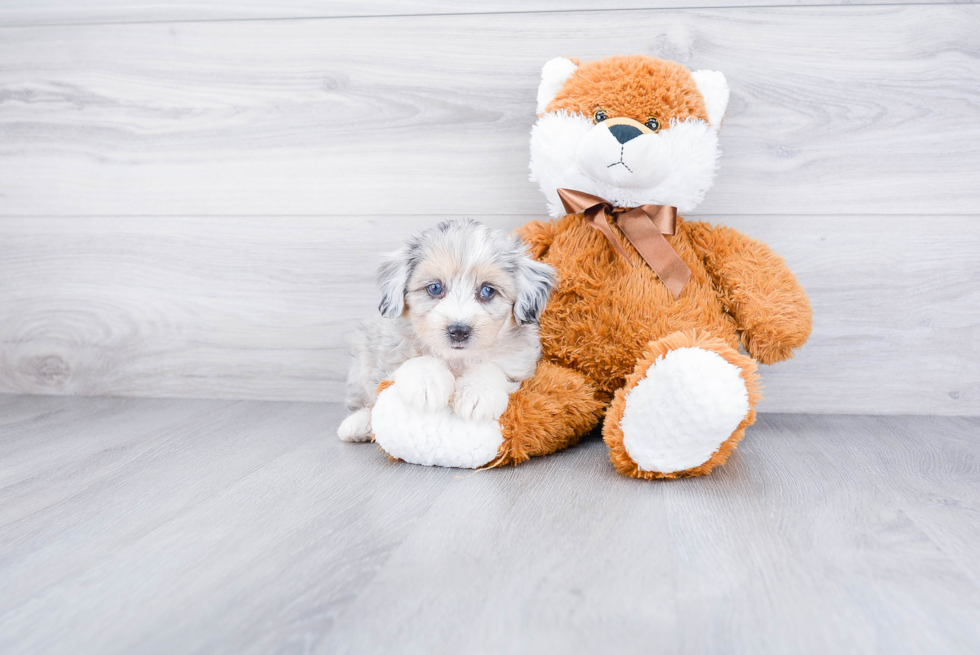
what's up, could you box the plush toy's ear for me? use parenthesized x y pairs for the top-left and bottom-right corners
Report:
(536, 57), (579, 114)
(691, 69), (730, 130)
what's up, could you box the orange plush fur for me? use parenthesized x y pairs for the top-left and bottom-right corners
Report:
(487, 361), (605, 468)
(490, 55), (812, 478)
(373, 55), (811, 479)
(547, 56), (710, 125)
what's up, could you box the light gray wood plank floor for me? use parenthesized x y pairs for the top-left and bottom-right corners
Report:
(1, 395), (978, 654)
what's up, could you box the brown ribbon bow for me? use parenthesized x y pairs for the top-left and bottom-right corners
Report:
(557, 188), (692, 299)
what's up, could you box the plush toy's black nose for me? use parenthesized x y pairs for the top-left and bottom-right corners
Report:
(608, 123), (642, 144)
(447, 323), (472, 343)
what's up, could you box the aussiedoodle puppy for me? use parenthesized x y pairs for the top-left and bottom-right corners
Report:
(337, 219), (556, 442)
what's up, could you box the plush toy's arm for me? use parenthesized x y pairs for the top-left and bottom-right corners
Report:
(514, 219), (560, 259)
(687, 222), (812, 365)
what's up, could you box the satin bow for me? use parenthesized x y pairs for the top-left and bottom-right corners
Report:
(557, 188), (692, 299)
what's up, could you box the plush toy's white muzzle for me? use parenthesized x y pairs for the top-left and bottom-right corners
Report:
(577, 121), (671, 190)
(530, 57), (731, 217)
(530, 112), (721, 217)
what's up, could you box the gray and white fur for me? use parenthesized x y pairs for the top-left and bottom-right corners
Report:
(337, 219), (556, 442)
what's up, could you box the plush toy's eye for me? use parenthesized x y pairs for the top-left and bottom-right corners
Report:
(645, 117), (661, 132)
(427, 282), (443, 297)
(478, 284), (496, 300)
(593, 109), (608, 123)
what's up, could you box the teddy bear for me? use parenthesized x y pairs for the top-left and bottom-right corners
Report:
(369, 54), (812, 479)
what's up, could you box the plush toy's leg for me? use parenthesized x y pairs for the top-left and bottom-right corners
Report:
(487, 361), (605, 467)
(371, 361), (603, 469)
(372, 379), (506, 468)
(603, 330), (761, 479)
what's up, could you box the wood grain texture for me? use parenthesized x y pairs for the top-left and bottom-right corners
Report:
(324, 412), (980, 655)
(0, 0), (962, 27)
(1, 395), (979, 654)
(2, 6), (978, 412)
(0, 396), (459, 654)
(0, 6), (978, 217)
(2, 214), (977, 415)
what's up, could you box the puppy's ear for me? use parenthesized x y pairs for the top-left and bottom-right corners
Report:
(514, 249), (557, 326)
(377, 246), (415, 318)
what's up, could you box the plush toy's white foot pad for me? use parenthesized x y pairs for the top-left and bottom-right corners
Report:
(620, 347), (750, 473)
(372, 386), (504, 469)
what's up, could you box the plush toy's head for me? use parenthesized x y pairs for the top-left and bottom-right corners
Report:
(530, 55), (729, 217)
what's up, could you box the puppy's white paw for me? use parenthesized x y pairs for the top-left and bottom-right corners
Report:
(391, 356), (455, 413)
(452, 363), (511, 421)
(337, 407), (373, 442)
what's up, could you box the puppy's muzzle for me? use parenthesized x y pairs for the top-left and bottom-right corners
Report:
(447, 323), (472, 346)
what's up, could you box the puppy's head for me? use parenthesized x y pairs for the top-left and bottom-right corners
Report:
(378, 219), (555, 359)
(530, 55), (729, 216)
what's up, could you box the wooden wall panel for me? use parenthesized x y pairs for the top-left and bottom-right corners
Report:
(1, 215), (976, 415)
(1, 6), (976, 413)
(0, 7), (978, 217)
(0, 0), (955, 27)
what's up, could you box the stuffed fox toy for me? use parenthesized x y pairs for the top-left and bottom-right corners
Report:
(370, 54), (812, 479)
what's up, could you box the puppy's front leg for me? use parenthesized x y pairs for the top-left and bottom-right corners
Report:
(452, 362), (512, 422)
(391, 356), (456, 412)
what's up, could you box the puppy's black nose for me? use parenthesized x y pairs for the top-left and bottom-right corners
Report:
(447, 323), (472, 343)
(608, 123), (642, 144)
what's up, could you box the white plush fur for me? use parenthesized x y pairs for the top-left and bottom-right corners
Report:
(536, 57), (578, 114)
(372, 386), (504, 468)
(530, 111), (721, 217)
(691, 70), (730, 129)
(619, 347), (750, 473)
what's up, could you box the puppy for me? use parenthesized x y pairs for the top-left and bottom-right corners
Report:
(337, 219), (556, 442)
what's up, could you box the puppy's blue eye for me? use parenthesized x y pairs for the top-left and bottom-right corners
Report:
(427, 282), (443, 297)
(479, 284), (496, 300)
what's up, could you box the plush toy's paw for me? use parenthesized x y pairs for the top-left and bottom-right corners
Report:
(619, 346), (749, 472)
(337, 407), (373, 442)
(452, 363), (510, 421)
(391, 356), (455, 413)
(604, 331), (761, 479)
(371, 385), (504, 469)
